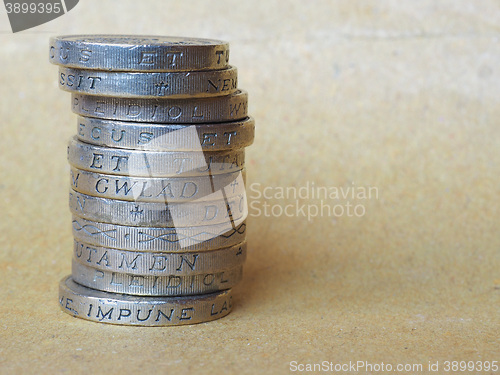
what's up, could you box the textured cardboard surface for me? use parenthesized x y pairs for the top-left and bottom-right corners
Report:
(0, 1), (499, 374)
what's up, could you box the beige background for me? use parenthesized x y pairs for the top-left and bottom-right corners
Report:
(0, 1), (499, 374)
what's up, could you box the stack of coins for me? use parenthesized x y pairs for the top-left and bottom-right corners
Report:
(50, 35), (254, 326)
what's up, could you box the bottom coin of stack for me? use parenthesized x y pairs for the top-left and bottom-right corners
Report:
(59, 276), (233, 326)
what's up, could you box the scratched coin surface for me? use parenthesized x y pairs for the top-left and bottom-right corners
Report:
(69, 190), (247, 227)
(49, 35), (230, 72)
(72, 260), (242, 296)
(59, 66), (238, 98)
(71, 216), (247, 252)
(69, 166), (246, 203)
(73, 240), (247, 276)
(71, 91), (248, 123)
(75, 116), (255, 151)
(59, 276), (233, 326)
(67, 136), (245, 177)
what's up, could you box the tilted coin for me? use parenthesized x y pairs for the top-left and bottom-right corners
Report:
(67, 136), (245, 177)
(73, 239), (247, 276)
(71, 216), (247, 252)
(59, 66), (238, 98)
(71, 91), (248, 123)
(50, 35), (229, 72)
(59, 276), (233, 326)
(69, 190), (247, 227)
(75, 115), (255, 151)
(70, 167), (246, 203)
(72, 260), (242, 296)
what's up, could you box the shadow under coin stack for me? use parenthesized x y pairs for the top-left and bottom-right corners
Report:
(50, 35), (254, 326)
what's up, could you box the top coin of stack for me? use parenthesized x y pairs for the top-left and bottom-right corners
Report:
(50, 35), (254, 326)
(50, 35), (231, 71)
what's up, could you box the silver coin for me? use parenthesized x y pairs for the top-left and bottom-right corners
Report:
(75, 116), (255, 151)
(72, 260), (242, 296)
(59, 66), (238, 98)
(70, 167), (246, 203)
(59, 276), (233, 326)
(73, 239), (247, 276)
(67, 136), (245, 177)
(71, 91), (248, 123)
(69, 190), (247, 227)
(50, 35), (229, 72)
(71, 216), (247, 252)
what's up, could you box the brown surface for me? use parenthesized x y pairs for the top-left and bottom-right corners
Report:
(0, 1), (499, 374)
